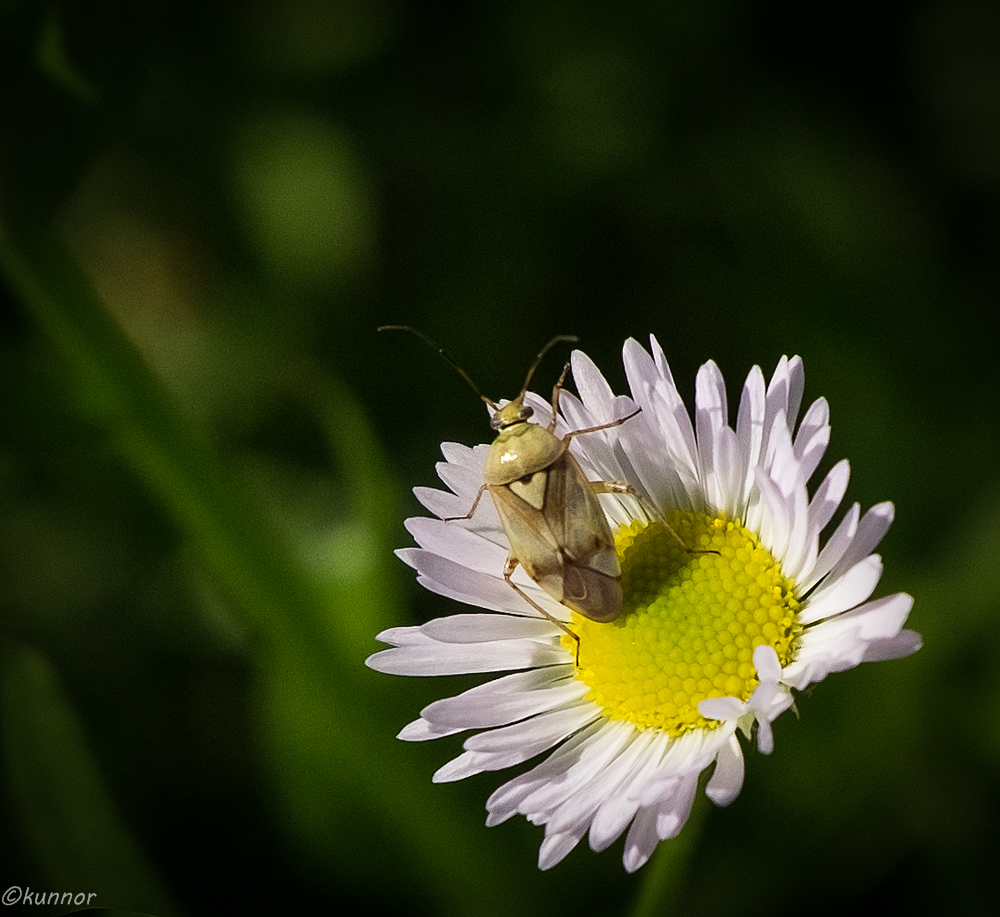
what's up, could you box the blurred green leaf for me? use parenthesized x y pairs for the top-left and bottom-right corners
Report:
(631, 797), (705, 917)
(0, 227), (324, 648)
(0, 641), (179, 915)
(0, 226), (531, 914)
(36, 9), (101, 105)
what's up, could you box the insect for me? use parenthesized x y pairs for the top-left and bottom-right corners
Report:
(379, 326), (666, 656)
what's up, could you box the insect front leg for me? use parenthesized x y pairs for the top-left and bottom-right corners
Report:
(560, 406), (644, 441)
(503, 556), (581, 665)
(444, 483), (488, 522)
(545, 362), (573, 431)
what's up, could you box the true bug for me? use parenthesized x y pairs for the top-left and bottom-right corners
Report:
(379, 327), (665, 654)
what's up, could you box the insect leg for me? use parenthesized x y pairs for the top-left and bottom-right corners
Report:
(590, 480), (666, 524)
(503, 556), (581, 665)
(590, 480), (718, 555)
(562, 406), (643, 440)
(444, 483), (488, 522)
(546, 362), (573, 430)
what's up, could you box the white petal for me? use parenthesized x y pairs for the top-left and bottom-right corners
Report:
(629, 338), (701, 506)
(420, 666), (579, 728)
(793, 397), (831, 482)
(588, 732), (669, 851)
(463, 702), (599, 754)
(712, 425), (742, 516)
(406, 516), (510, 574)
(824, 502), (895, 583)
(816, 591), (913, 646)
(485, 722), (606, 821)
(622, 804), (661, 873)
(648, 334), (678, 389)
(439, 440), (478, 466)
(735, 365), (767, 512)
(797, 460), (851, 585)
(368, 624), (419, 648)
(398, 548), (523, 614)
(433, 703), (601, 781)
(753, 466), (792, 563)
(367, 632), (567, 676)
(546, 729), (661, 842)
(809, 460), (851, 533)
(406, 501), (510, 560)
(754, 644), (783, 683)
(761, 406), (793, 486)
(638, 727), (731, 805)
(747, 677), (794, 728)
(412, 571), (529, 616)
(435, 455), (485, 503)
(755, 717), (775, 754)
(571, 349), (618, 417)
(655, 774), (699, 838)
(617, 396), (693, 516)
(522, 389), (558, 429)
(558, 390), (639, 490)
(433, 748), (515, 783)
(706, 734), (744, 805)
(397, 718), (464, 742)
(800, 554), (883, 624)
(413, 485), (458, 519)
(762, 357), (791, 443)
(782, 593), (914, 688)
(760, 357), (804, 472)
(622, 337), (658, 395)
(766, 427), (812, 578)
(538, 828), (586, 870)
(695, 361), (728, 504)
(862, 628), (922, 662)
(785, 356), (806, 426)
(401, 547), (571, 621)
(699, 696), (745, 721)
(800, 502), (860, 592)
(422, 613), (558, 644)
(514, 721), (634, 820)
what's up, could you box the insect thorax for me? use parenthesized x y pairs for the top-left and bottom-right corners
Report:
(482, 421), (566, 486)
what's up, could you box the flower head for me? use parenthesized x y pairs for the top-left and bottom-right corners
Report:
(367, 336), (919, 872)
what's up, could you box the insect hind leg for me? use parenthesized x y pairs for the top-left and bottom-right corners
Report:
(503, 556), (581, 665)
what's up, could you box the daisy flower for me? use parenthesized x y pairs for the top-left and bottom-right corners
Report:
(366, 337), (920, 872)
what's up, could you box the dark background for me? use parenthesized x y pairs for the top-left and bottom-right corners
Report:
(1, 1), (997, 915)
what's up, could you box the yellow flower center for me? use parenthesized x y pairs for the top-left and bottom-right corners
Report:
(567, 512), (802, 737)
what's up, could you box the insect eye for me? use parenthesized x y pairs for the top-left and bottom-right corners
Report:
(522, 406), (534, 421)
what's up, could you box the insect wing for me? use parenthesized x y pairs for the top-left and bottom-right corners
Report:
(549, 452), (620, 577)
(546, 452), (623, 622)
(488, 477), (562, 589)
(560, 562), (623, 623)
(490, 456), (624, 624)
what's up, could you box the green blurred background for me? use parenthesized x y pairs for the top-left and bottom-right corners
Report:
(1, 1), (997, 915)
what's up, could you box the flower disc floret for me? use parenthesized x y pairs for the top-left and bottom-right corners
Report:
(573, 512), (802, 734)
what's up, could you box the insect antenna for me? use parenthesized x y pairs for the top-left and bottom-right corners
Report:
(516, 334), (580, 401)
(377, 325), (498, 409)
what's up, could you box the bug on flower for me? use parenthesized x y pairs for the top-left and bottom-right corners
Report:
(378, 327), (662, 655)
